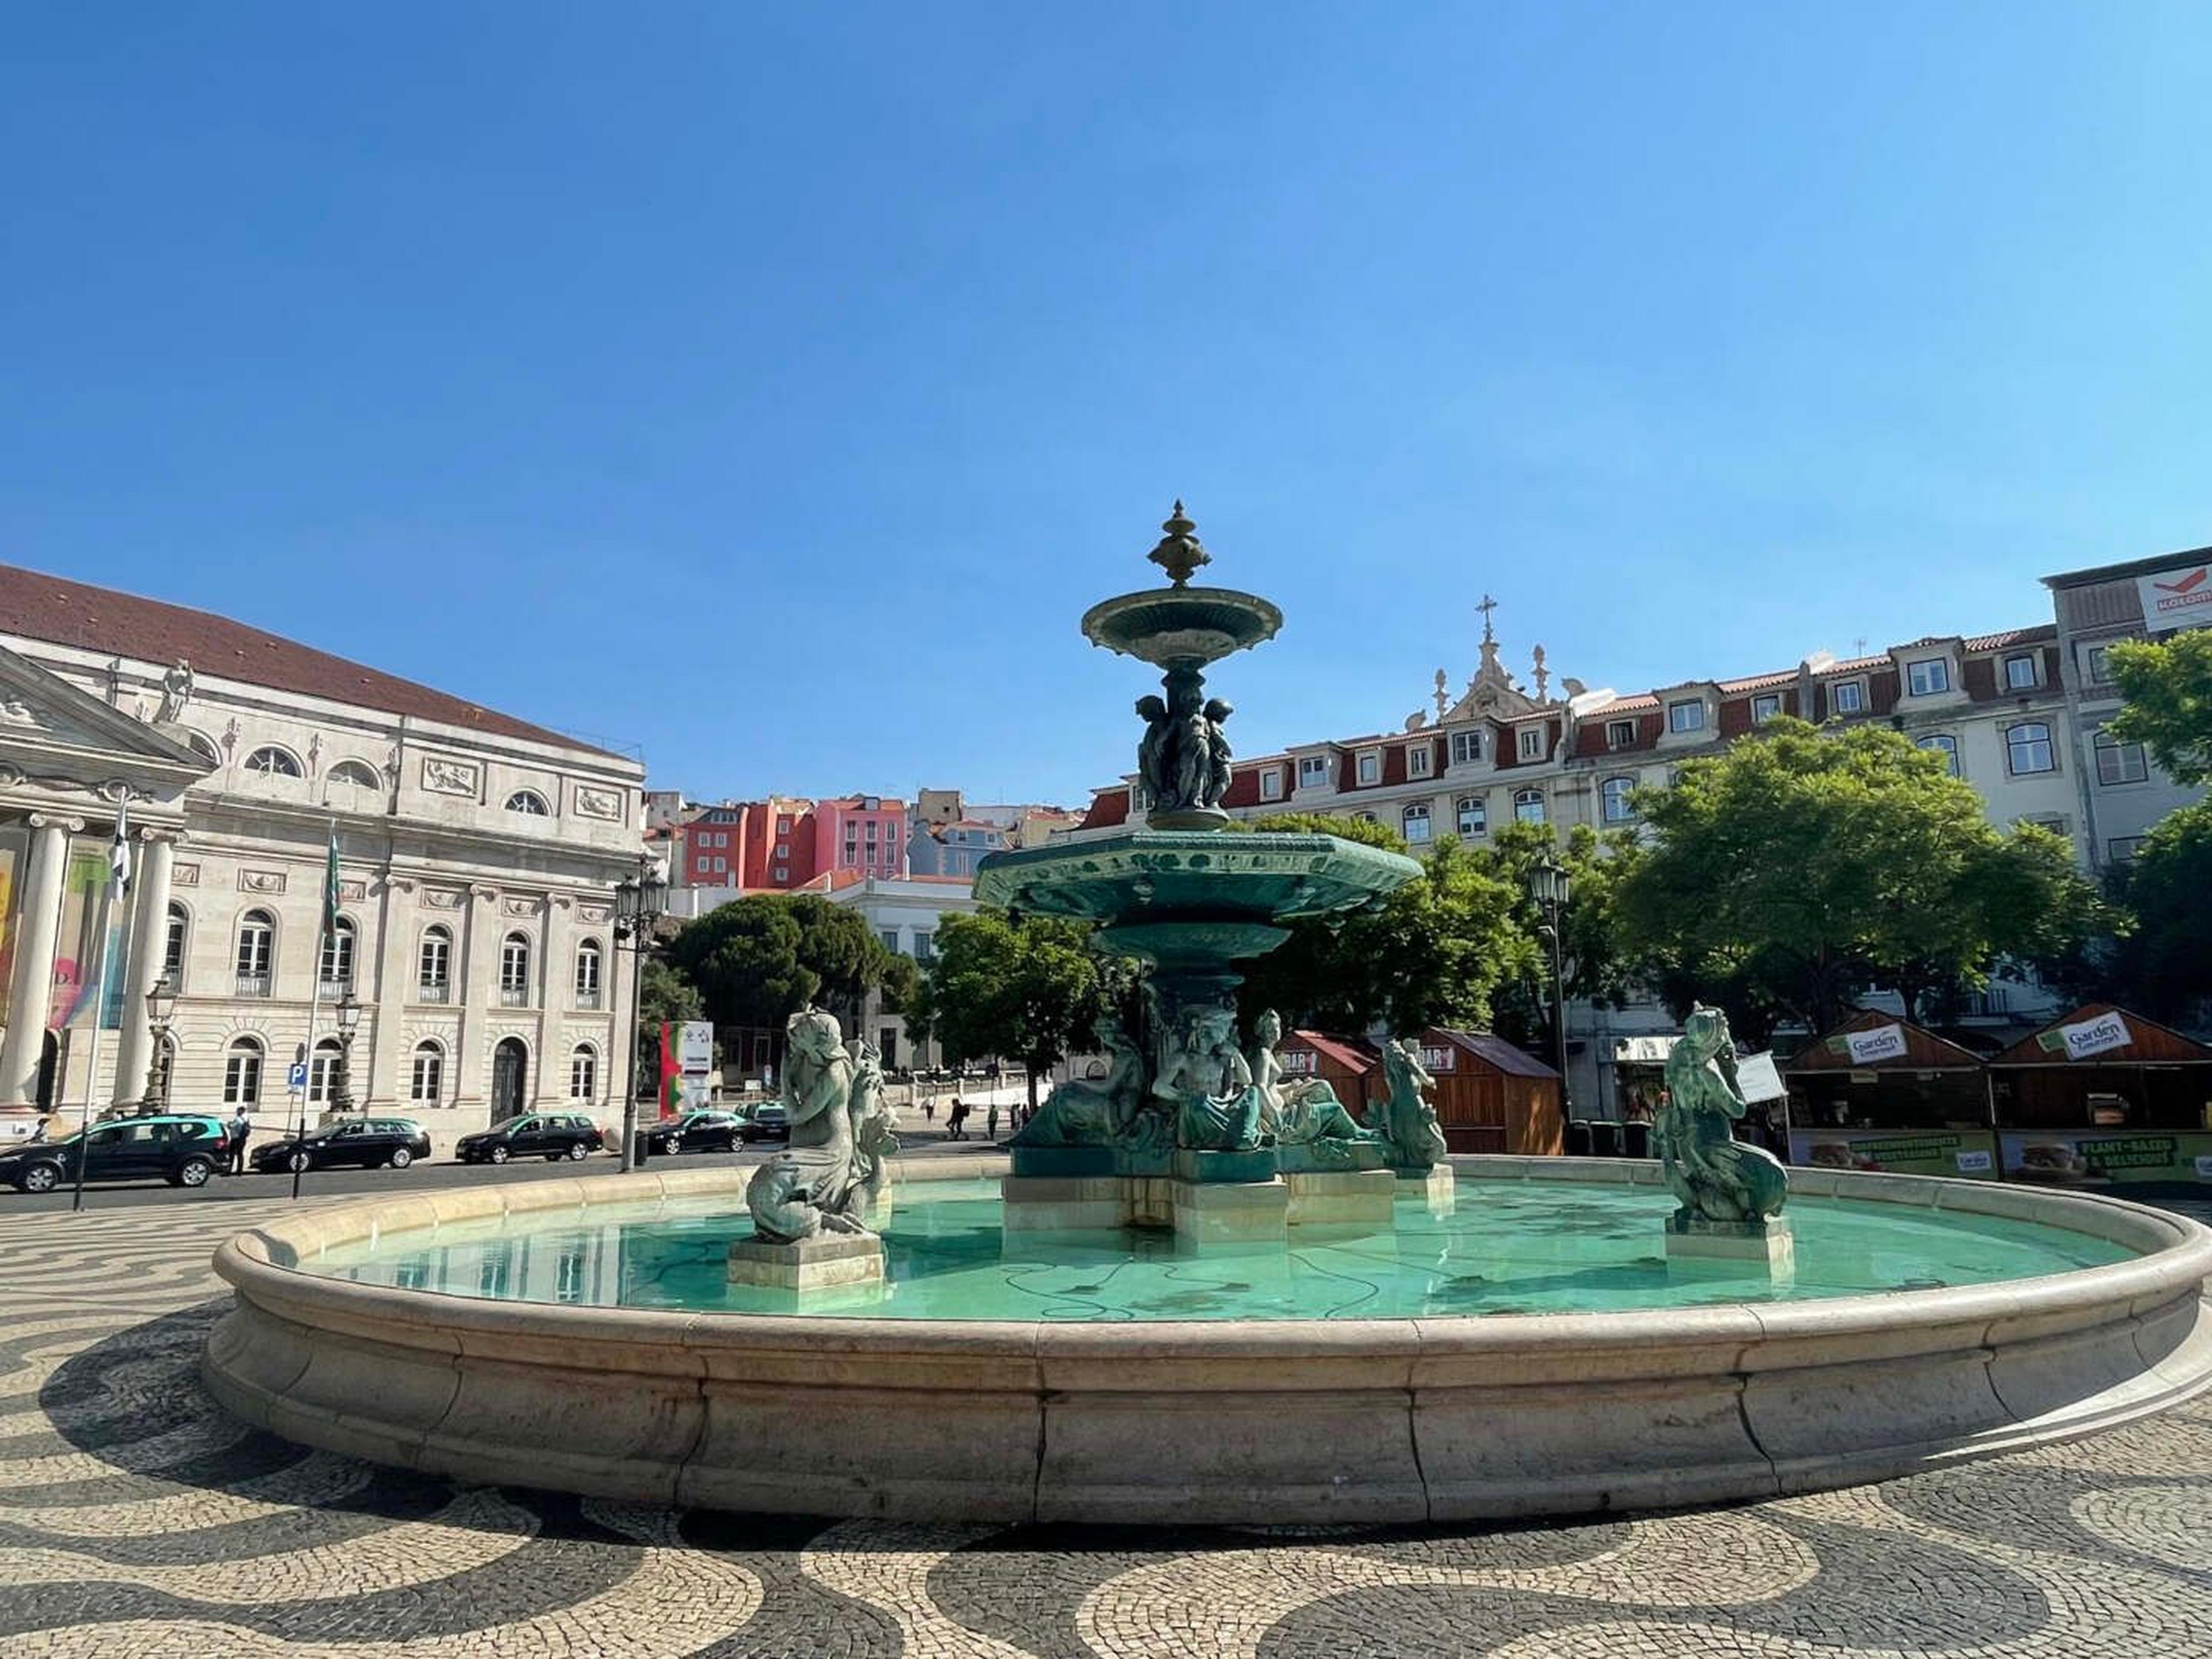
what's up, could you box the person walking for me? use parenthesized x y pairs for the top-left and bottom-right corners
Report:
(226, 1107), (252, 1175)
(946, 1096), (968, 1141)
(921, 1096), (935, 1123)
(986, 1099), (1001, 1142)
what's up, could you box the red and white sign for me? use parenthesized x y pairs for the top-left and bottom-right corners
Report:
(1278, 1048), (1319, 1077)
(2060, 1011), (2131, 1061)
(2139, 563), (2212, 632)
(1421, 1044), (1456, 1074)
(1844, 1024), (1909, 1065)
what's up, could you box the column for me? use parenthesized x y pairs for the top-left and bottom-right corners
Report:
(1, 815), (78, 1105)
(109, 831), (176, 1105)
(452, 885), (499, 1109)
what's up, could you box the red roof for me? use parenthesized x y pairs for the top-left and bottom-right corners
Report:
(0, 562), (609, 756)
(1964, 623), (2058, 652)
(1282, 1030), (1376, 1073)
(1079, 789), (1131, 830)
(1715, 669), (1797, 694)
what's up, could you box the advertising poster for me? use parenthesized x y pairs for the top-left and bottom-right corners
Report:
(1842, 1024), (1909, 1065)
(0, 841), (17, 1027)
(1790, 1128), (1999, 1179)
(50, 849), (124, 1029)
(2001, 1131), (2212, 1187)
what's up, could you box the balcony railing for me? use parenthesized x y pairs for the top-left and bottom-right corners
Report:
(318, 977), (353, 1001)
(499, 986), (529, 1008)
(418, 980), (450, 1004)
(235, 973), (271, 998)
(574, 988), (603, 1010)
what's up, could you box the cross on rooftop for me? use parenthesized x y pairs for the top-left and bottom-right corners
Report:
(1477, 593), (1498, 643)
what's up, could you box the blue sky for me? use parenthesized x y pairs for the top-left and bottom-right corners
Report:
(4, 3), (2209, 806)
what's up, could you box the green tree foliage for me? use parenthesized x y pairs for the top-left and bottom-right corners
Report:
(1475, 821), (1635, 1056)
(1612, 718), (2104, 1038)
(664, 895), (902, 1041)
(633, 956), (705, 1090)
(2105, 803), (2212, 1023)
(1237, 815), (1536, 1035)
(902, 912), (1123, 1109)
(2108, 630), (2212, 786)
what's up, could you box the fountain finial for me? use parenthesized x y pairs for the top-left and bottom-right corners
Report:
(1147, 501), (1211, 588)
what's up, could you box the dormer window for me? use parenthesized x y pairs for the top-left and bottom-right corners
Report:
(1907, 658), (1951, 696)
(1667, 699), (1706, 734)
(1355, 750), (1381, 785)
(1408, 745), (1432, 779)
(1831, 681), (1866, 715)
(1449, 730), (1483, 766)
(1751, 694), (1781, 722)
(2003, 652), (2039, 691)
(1259, 768), (1285, 801)
(1517, 728), (1544, 760)
(1606, 719), (1637, 749)
(1297, 755), (1330, 789)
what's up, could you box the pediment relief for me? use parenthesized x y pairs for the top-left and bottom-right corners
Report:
(0, 645), (211, 780)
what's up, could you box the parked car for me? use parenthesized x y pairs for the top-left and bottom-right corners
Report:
(740, 1103), (789, 1143)
(0, 1114), (231, 1194)
(453, 1112), (606, 1165)
(644, 1108), (747, 1156)
(250, 1117), (432, 1175)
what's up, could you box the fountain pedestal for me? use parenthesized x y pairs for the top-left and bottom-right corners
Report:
(1664, 1214), (1794, 1273)
(728, 1233), (886, 1298)
(1170, 1175), (1289, 1244)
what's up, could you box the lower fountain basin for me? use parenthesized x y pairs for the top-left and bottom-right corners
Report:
(204, 1157), (2212, 1525)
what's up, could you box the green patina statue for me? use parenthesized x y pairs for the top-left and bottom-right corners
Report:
(1162, 1005), (1268, 1152)
(1249, 1009), (1378, 1165)
(1658, 1003), (1788, 1228)
(1008, 1014), (1150, 1148)
(744, 1009), (895, 1244)
(1375, 1037), (1449, 1169)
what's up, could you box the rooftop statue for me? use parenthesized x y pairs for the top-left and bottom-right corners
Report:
(1375, 1037), (1449, 1169)
(745, 1007), (885, 1243)
(1658, 1004), (1788, 1226)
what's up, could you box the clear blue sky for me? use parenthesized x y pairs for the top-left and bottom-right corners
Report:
(5, 4), (2209, 806)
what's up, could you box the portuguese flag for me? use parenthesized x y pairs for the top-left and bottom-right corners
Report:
(658, 1022), (683, 1116)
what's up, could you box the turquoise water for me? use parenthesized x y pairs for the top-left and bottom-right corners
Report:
(305, 1177), (2138, 1322)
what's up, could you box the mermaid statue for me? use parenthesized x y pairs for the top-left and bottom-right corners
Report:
(1657, 1004), (1787, 1228)
(1009, 1014), (1147, 1147)
(1374, 1037), (1449, 1169)
(745, 1007), (886, 1244)
(1248, 1009), (1378, 1165)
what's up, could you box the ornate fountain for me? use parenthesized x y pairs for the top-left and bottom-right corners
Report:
(976, 505), (1431, 1240)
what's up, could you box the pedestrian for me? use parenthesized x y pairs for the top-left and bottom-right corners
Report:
(922, 1096), (935, 1123)
(946, 1096), (968, 1141)
(226, 1106), (252, 1175)
(986, 1100), (1001, 1141)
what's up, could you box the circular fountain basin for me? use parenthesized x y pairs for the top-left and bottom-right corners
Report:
(204, 1157), (2212, 1525)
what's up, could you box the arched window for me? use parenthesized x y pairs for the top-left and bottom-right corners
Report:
(418, 925), (452, 1001)
(1513, 788), (1547, 825)
(574, 939), (603, 1007)
(1916, 734), (1961, 777)
(235, 910), (275, 996)
(184, 731), (221, 763)
(505, 790), (551, 816)
(499, 933), (532, 1006)
(154, 1035), (176, 1107)
(1456, 796), (1487, 838)
(410, 1040), (444, 1104)
(223, 1037), (264, 1106)
(243, 745), (302, 779)
(162, 902), (189, 988)
(308, 1036), (343, 1104)
(569, 1044), (599, 1101)
(1401, 802), (1432, 844)
(2006, 722), (2055, 776)
(1600, 777), (1638, 824)
(319, 915), (357, 993)
(327, 758), (381, 790)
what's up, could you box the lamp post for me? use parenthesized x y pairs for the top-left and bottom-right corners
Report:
(139, 976), (177, 1114)
(613, 857), (668, 1172)
(1527, 850), (1576, 1122)
(332, 990), (362, 1115)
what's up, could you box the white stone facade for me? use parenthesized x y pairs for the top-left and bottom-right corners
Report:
(0, 573), (644, 1143)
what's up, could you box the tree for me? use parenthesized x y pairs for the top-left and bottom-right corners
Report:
(634, 956), (705, 1096)
(903, 912), (1122, 1111)
(1475, 821), (1636, 1056)
(783, 893), (899, 1035)
(1613, 718), (2104, 1037)
(2108, 630), (2212, 786)
(2107, 803), (2212, 1023)
(1237, 815), (1536, 1036)
(665, 898), (814, 1035)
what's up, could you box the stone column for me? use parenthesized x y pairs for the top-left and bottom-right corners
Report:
(365, 875), (416, 1111)
(109, 831), (176, 1106)
(452, 885), (500, 1110)
(1, 815), (79, 1106)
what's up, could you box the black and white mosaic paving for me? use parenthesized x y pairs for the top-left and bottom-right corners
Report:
(5, 1195), (2212, 1657)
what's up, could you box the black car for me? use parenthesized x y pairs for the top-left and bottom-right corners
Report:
(454, 1112), (606, 1165)
(0, 1114), (232, 1194)
(250, 1117), (433, 1175)
(645, 1108), (747, 1156)
(740, 1103), (789, 1143)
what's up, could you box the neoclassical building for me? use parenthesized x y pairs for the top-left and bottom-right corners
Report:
(0, 565), (645, 1145)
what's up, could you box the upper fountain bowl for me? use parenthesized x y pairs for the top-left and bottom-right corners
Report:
(1080, 586), (1285, 669)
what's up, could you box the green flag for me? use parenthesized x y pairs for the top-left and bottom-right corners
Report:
(321, 824), (340, 943)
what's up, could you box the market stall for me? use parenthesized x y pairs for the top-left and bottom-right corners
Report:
(1412, 1029), (1563, 1156)
(1274, 1029), (1381, 1115)
(1782, 1010), (1998, 1179)
(1987, 1004), (2212, 1187)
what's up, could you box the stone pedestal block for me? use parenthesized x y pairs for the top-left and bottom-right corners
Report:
(1665, 1214), (1794, 1274)
(1396, 1164), (1456, 1213)
(1001, 1175), (1127, 1232)
(1278, 1141), (1387, 1175)
(727, 1232), (885, 1298)
(1169, 1177), (1289, 1245)
(1172, 1147), (1280, 1184)
(1283, 1168), (1396, 1226)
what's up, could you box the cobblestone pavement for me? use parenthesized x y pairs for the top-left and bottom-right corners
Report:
(6, 1199), (2212, 1657)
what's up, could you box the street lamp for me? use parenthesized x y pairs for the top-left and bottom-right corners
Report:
(332, 990), (362, 1115)
(139, 975), (178, 1113)
(613, 857), (669, 1172)
(1525, 851), (1576, 1121)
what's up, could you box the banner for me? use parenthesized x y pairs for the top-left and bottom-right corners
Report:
(1843, 1024), (1908, 1065)
(0, 839), (17, 1027)
(2001, 1131), (2212, 1186)
(2058, 1011), (2131, 1061)
(1790, 1128), (1998, 1179)
(677, 1021), (714, 1074)
(2138, 560), (2212, 632)
(51, 850), (125, 1030)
